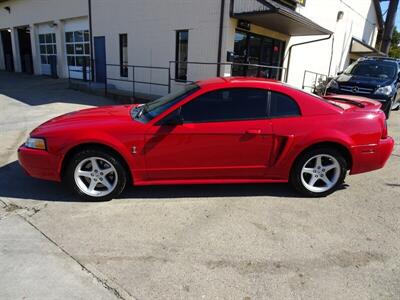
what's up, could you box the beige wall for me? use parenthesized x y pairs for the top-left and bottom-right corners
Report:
(0, 0), (381, 93)
(0, 0), (87, 29)
(91, 0), (223, 95)
(0, 0), (87, 76)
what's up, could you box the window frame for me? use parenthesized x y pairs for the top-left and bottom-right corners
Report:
(178, 87), (270, 124)
(119, 33), (128, 77)
(175, 30), (189, 81)
(267, 90), (302, 119)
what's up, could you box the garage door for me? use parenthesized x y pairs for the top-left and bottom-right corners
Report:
(38, 33), (57, 76)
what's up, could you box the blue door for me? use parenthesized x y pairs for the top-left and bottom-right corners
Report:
(94, 36), (106, 83)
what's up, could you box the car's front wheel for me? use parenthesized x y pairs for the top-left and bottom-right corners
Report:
(290, 147), (347, 197)
(65, 148), (127, 201)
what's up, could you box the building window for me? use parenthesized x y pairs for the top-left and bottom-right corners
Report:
(175, 30), (188, 81)
(232, 30), (285, 80)
(38, 33), (56, 65)
(119, 33), (128, 77)
(65, 30), (90, 68)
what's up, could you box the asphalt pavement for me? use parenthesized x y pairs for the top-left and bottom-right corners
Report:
(0, 71), (399, 299)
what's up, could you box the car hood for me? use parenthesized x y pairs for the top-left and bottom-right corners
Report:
(31, 104), (136, 135)
(336, 73), (393, 87)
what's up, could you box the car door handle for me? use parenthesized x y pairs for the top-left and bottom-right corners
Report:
(246, 129), (262, 135)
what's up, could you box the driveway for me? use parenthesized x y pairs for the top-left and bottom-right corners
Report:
(1, 71), (399, 299)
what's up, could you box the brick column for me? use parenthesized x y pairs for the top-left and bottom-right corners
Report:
(10, 27), (21, 72)
(29, 24), (40, 75)
(54, 20), (67, 78)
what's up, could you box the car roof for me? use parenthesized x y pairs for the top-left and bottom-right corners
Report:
(196, 77), (283, 88)
(359, 56), (399, 65)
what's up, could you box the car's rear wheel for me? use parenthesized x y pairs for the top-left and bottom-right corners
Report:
(290, 147), (347, 197)
(65, 148), (127, 201)
(384, 100), (392, 119)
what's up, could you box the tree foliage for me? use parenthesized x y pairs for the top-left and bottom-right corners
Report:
(389, 27), (400, 58)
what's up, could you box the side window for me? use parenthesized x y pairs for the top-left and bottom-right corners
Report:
(270, 92), (300, 117)
(181, 88), (268, 123)
(119, 33), (128, 77)
(176, 30), (189, 81)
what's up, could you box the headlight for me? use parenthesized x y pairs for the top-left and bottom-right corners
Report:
(374, 85), (393, 96)
(326, 80), (339, 89)
(25, 137), (46, 150)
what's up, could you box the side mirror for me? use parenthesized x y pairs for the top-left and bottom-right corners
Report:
(159, 108), (183, 126)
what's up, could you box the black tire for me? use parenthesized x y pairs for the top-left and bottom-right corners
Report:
(290, 147), (347, 197)
(64, 147), (127, 201)
(384, 100), (392, 119)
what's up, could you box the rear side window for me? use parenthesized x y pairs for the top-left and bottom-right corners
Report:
(270, 92), (300, 117)
(181, 88), (268, 123)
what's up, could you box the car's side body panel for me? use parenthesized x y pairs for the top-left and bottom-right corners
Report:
(143, 119), (274, 180)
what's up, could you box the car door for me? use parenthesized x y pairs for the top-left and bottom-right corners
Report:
(267, 91), (302, 177)
(143, 88), (273, 180)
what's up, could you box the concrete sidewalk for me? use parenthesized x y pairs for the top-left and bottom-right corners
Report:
(0, 203), (120, 300)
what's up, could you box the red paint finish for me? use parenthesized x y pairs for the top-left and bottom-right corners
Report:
(18, 77), (394, 186)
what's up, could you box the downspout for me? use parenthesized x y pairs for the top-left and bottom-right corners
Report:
(88, 0), (94, 81)
(327, 35), (335, 76)
(285, 34), (332, 83)
(216, 0), (225, 77)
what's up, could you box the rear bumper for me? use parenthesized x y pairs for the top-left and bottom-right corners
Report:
(350, 137), (394, 175)
(18, 145), (61, 181)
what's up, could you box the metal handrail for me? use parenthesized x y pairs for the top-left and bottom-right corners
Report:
(302, 70), (328, 93)
(169, 60), (287, 84)
(68, 61), (288, 102)
(169, 60), (286, 69)
(104, 64), (171, 99)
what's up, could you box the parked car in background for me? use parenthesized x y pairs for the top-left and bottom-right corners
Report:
(18, 77), (394, 201)
(326, 57), (400, 118)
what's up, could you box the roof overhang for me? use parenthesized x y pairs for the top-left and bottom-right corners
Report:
(350, 37), (386, 56)
(231, 0), (332, 36)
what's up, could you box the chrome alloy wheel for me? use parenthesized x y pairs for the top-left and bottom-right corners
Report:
(74, 157), (118, 197)
(300, 154), (341, 193)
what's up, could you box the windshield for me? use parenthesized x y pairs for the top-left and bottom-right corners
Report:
(343, 61), (397, 79)
(132, 83), (200, 123)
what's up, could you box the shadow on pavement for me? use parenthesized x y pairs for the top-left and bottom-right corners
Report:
(0, 71), (113, 107)
(0, 160), (300, 202)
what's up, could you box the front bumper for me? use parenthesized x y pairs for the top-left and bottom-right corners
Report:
(18, 145), (61, 181)
(350, 137), (394, 175)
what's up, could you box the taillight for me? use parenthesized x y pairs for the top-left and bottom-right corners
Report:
(382, 118), (388, 139)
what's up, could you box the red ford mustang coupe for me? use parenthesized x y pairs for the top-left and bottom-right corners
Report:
(18, 77), (394, 201)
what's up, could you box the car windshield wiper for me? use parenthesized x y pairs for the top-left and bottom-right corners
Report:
(324, 97), (365, 108)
